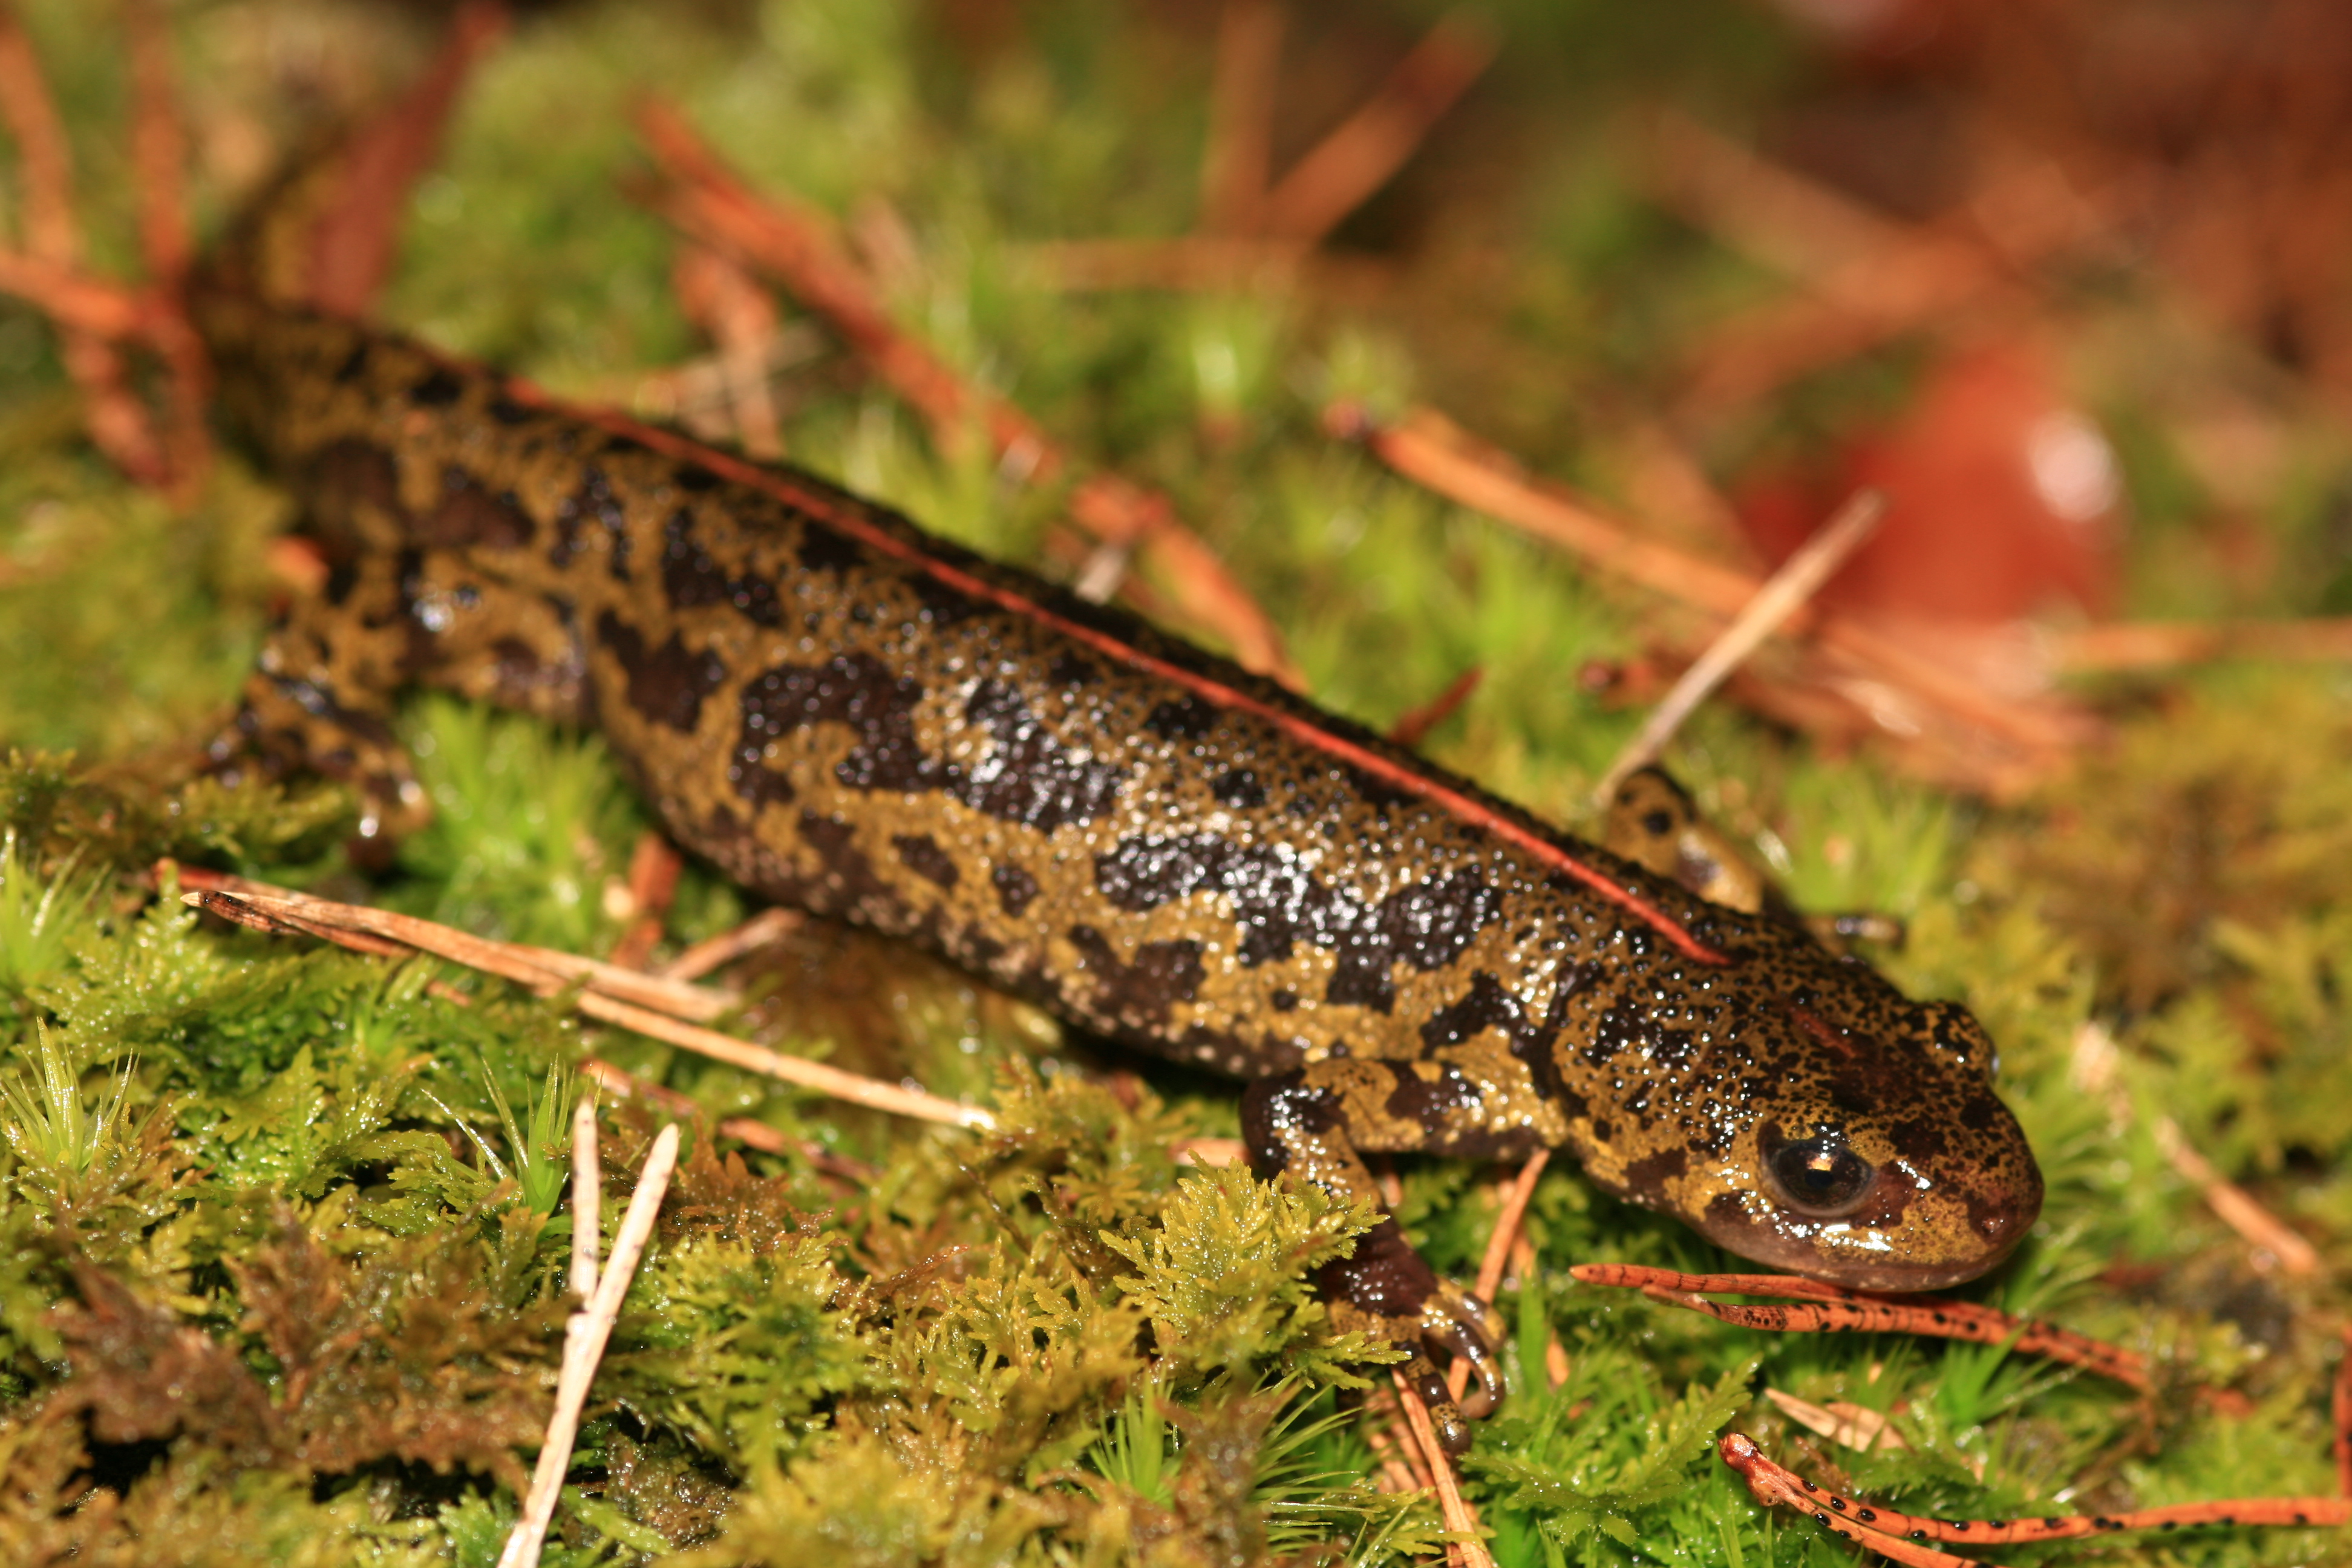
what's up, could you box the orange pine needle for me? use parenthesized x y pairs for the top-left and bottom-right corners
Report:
(1199, 0), (1283, 235)
(1722, 1432), (2348, 1557)
(1332, 400), (2091, 762)
(305, 1), (508, 317)
(1572, 1263), (2149, 1389)
(0, 6), (168, 485)
(1388, 667), (1483, 748)
(1256, 10), (1497, 245)
(632, 97), (1306, 688)
(1446, 1150), (1548, 1406)
(1392, 1371), (1494, 1568)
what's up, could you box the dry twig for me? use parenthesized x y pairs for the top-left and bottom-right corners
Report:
(304, 1), (508, 316)
(1253, 10), (1496, 245)
(2054, 616), (2352, 671)
(1639, 111), (2109, 415)
(1168, 1135), (1246, 1168)
(2154, 1117), (2321, 1277)
(567, 1098), (599, 1302)
(1330, 401), (2091, 769)
(670, 244), (785, 460)
(577, 1056), (877, 1181)
(1446, 1149), (1548, 1407)
(1199, 0), (1284, 235)
(498, 1120), (680, 1568)
(174, 869), (733, 1021)
(171, 870), (990, 1130)
(124, 0), (209, 498)
(654, 906), (802, 983)
(0, 4), (166, 484)
(631, 99), (1305, 687)
(1391, 1372), (1494, 1568)
(1762, 1387), (1909, 1455)
(2072, 1023), (2321, 1277)
(1593, 489), (1884, 805)
(1016, 234), (1315, 292)
(604, 831), (684, 973)
(1359, 1404), (1433, 1497)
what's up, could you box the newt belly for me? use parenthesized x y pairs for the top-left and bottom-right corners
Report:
(195, 287), (2042, 1448)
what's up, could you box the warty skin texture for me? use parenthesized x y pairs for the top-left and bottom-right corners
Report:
(197, 286), (2043, 1449)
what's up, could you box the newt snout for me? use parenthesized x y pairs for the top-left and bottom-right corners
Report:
(1666, 1003), (2042, 1292)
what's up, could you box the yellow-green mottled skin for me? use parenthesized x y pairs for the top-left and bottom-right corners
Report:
(195, 286), (2041, 1448)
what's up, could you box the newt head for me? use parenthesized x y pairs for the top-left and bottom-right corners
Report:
(1583, 991), (2043, 1292)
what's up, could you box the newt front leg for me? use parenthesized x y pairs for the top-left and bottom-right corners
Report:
(1246, 1060), (1518, 1451)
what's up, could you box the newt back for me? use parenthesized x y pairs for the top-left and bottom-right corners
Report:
(197, 284), (2042, 1449)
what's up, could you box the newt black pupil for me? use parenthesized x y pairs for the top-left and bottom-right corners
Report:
(1769, 1137), (1875, 1214)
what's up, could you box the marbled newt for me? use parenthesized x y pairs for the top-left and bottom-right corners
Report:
(194, 207), (2041, 1455)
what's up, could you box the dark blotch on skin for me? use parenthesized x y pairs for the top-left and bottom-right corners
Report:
(1095, 834), (1500, 1011)
(1621, 1145), (1688, 1192)
(1210, 768), (1267, 809)
(731, 653), (1125, 831)
(1145, 696), (1217, 742)
(420, 466), (533, 550)
(304, 439), (406, 536)
(991, 863), (1039, 916)
(322, 554), (363, 607)
(892, 832), (961, 889)
(1890, 1116), (1949, 1162)
(955, 680), (1126, 830)
(555, 466), (631, 579)
(907, 570), (985, 627)
(1386, 1063), (1478, 1132)
(662, 509), (782, 625)
(1419, 971), (1523, 1049)
(596, 612), (728, 733)
(735, 654), (926, 803)
(792, 523), (867, 576)
(410, 367), (465, 407)
(1240, 1072), (1341, 1178)
(795, 811), (896, 912)
(1959, 1097), (2005, 1134)
(1315, 1218), (1437, 1318)
(1420, 966), (1582, 1103)
(1067, 925), (1204, 1028)
(1323, 867), (1500, 1011)
(729, 751), (797, 810)
(1584, 1002), (1699, 1077)
(1338, 762), (1417, 812)
(486, 635), (585, 716)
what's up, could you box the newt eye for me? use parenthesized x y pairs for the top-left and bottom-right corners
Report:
(1765, 1135), (1877, 1217)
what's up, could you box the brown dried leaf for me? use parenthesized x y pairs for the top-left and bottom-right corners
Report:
(54, 1263), (281, 1466)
